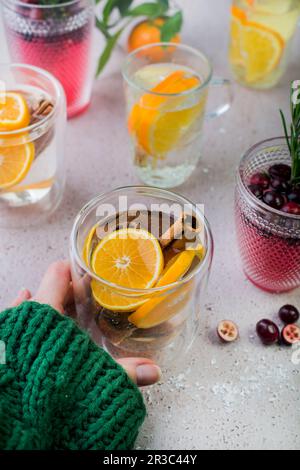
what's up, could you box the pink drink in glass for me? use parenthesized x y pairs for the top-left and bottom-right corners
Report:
(2, 0), (95, 118)
(235, 138), (300, 293)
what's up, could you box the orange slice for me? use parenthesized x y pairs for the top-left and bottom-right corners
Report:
(232, 5), (247, 22)
(0, 140), (35, 190)
(129, 70), (203, 156)
(0, 92), (31, 131)
(83, 222), (99, 267)
(242, 21), (284, 83)
(91, 228), (164, 312)
(230, 7), (247, 66)
(128, 248), (202, 328)
(230, 6), (285, 83)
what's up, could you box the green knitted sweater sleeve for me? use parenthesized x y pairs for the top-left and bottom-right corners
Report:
(0, 301), (146, 450)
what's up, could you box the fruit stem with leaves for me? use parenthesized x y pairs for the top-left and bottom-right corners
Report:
(280, 81), (300, 186)
(95, 0), (183, 76)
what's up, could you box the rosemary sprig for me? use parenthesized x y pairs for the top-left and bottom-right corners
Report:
(280, 81), (300, 186)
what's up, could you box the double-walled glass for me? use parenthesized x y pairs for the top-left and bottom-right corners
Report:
(235, 137), (300, 293)
(0, 64), (66, 228)
(70, 186), (214, 365)
(123, 43), (232, 189)
(1, 0), (95, 118)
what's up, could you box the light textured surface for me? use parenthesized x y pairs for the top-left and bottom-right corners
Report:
(0, 0), (300, 451)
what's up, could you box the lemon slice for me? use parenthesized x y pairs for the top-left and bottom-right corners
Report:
(0, 92), (31, 131)
(128, 248), (202, 328)
(0, 140), (35, 190)
(91, 228), (164, 312)
(129, 70), (204, 156)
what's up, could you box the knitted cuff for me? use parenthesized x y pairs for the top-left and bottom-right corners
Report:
(0, 301), (146, 450)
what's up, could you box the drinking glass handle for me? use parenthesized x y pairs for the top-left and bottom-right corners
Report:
(205, 77), (233, 120)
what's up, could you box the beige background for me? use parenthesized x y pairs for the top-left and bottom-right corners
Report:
(0, 0), (300, 450)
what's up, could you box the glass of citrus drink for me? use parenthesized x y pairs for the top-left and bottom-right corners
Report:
(229, 0), (300, 89)
(0, 64), (66, 228)
(122, 43), (232, 188)
(70, 186), (213, 365)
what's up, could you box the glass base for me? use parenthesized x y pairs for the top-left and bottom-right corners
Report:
(245, 271), (300, 294)
(67, 100), (91, 119)
(0, 180), (65, 229)
(102, 332), (190, 368)
(136, 163), (196, 189)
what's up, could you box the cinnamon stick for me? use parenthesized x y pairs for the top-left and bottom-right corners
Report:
(159, 213), (186, 249)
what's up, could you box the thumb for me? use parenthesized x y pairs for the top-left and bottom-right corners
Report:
(33, 261), (72, 314)
(117, 357), (162, 387)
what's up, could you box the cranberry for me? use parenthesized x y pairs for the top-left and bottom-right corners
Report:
(263, 190), (285, 210)
(268, 164), (291, 181)
(29, 9), (43, 20)
(281, 202), (300, 215)
(217, 320), (239, 343)
(248, 184), (263, 199)
(281, 324), (300, 346)
(279, 305), (300, 324)
(288, 188), (300, 204)
(250, 173), (270, 189)
(270, 177), (290, 193)
(256, 319), (280, 345)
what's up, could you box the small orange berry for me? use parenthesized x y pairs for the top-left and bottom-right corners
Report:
(128, 18), (181, 61)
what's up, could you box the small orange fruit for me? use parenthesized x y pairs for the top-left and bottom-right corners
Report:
(128, 18), (181, 60)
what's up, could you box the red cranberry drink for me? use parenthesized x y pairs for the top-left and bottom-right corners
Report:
(235, 138), (300, 293)
(2, 0), (95, 118)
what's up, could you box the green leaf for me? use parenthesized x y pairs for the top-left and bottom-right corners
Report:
(158, 0), (169, 7)
(117, 0), (134, 15)
(160, 11), (183, 42)
(96, 28), (124, 77)
(280, 110), (291, 154)
(95, 17), (111, 39)
(126, 2), (166, 18)
(102, 0), (134, 27)
(103, 0), (118, 25)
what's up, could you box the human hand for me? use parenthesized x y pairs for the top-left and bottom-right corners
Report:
(11, 260), (161, 387)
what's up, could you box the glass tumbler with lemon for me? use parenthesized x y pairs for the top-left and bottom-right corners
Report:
(229, 0), (300, 89)
(123, 43), (232, 188)
(0, 64), (66, 228)
(70, 187), (213, 364)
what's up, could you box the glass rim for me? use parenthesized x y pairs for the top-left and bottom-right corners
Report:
(70, 185), (214, 295)
(1, 0), (81, 9)
(0, 63), (63, 137)
(122, 43), (213, 98)
(237, 136), (300, 220)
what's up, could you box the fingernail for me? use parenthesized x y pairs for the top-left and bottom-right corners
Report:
(136, 364), (162, 386)
(19, 288), (31, 300)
